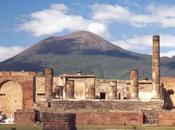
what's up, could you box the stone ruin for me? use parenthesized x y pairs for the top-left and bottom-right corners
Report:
(1, 35), (175, 129)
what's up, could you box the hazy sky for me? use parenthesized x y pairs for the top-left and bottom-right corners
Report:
(0, 0), (175, 61)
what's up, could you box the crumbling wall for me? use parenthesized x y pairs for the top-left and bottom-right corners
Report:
(95, 79), (117, 99)
(67, 77), (95, 99)
(35, 77), (60, 102)
(38, 100), (164, 112)
(0, 71), (35, 117)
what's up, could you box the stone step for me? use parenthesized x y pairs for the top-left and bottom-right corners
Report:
(143, 110), (158, 125)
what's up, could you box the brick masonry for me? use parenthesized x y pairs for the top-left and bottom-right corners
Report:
(76, 112), (143, 126)
(14, 109), (35, 125)
(41, 112), (77, 130)
(158, 111), (175, 126)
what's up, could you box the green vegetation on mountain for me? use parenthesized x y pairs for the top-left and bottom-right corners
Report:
(0, 31), (174, 79)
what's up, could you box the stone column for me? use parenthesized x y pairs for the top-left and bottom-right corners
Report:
(45, 68), (53, 99)
(152, 35), (160, 99)
(87, 85), (95, 99)
(66, 80), (74, 99)
(130, 69), (139, 99)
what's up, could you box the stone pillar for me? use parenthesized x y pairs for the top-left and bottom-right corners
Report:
(45, 68), (53, 99)
(87, 85), (95, 99)
(152, 35), (160, 99)
(130, 69), (139, 99)
(66, 80), (74, 99)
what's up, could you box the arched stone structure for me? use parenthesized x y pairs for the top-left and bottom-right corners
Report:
(0, 80), (22, 117)
(0, 71), (36, 117)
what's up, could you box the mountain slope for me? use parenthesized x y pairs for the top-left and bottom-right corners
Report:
(0, 31), (174, 79)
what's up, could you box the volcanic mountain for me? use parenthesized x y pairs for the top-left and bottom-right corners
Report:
(0, 31), (174, 79)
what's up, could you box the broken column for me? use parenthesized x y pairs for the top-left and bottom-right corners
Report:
(152, 35), (160, 99)
(130, 69), (139, 99)
(45, 68), (53, 99)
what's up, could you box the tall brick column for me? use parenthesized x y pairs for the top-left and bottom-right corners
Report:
(130, 69), (139, 99)
(45, 68), (53, 99)
(152, 35), (160, 99)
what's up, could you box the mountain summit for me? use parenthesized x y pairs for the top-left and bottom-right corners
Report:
(0, 31), (174, 79)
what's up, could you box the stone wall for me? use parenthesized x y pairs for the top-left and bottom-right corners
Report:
(95, 79), (117, 99)
(38, 100), (164, 112)
(95, 79), (154, 101)
(35, 77), (60, 102)
(41, 112), (76, 130)
(66, 77), (95, 99)
(14, 109), (35, 125)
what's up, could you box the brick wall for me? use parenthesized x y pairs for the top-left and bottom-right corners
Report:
(158, 111), (175, 126)
(76, 112), (143, 126)
(14, 109), (35, 125)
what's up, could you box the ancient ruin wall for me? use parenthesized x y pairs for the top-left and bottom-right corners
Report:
(35, 77), (60, 102)
(38, 100), (164, 112)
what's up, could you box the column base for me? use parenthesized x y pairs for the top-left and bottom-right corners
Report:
(130, 97), (140, 101)
(150, 98), (162, 101)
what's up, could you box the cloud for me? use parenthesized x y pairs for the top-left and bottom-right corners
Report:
(19, 4), (88, 36)
(112, 34), (175, 57)
(91, 3), (175, 27)
(18, 3), (109, 38)
(161, 51), (175, 57)
(0, 46), (25, 62)
(86, 22), (110, 38)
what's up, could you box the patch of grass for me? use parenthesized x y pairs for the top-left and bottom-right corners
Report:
(0, 124), (42, 130)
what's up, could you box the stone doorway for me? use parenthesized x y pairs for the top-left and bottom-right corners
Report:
(100, 92), (106, 99)
(0, 81), (22, 117)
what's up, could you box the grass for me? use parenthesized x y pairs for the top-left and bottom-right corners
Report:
(1, 124), (175, 130)
(0, 124), (42, 130)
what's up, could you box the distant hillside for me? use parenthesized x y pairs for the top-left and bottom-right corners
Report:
(0, 31), (175, 79)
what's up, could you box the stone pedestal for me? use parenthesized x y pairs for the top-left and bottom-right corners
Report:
(45, 68), (53, 99)
(152, 35), (160, 99)
(130, 69), (139, 99)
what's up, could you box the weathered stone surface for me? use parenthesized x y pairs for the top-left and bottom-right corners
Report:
(66, 80), (74, 99)
(41, 112), (76, 130)
(38, 100), (164, 112)
(158, 111), (175, 126)
(76, 112), (143, 126)
(14, 109), (35, 125)
(152, 35), (160, 99)
(130, 69), (139, 99)
(0, 72), (35, 117)
(143, 110), (158, 125)
(45, 68), (53, 99)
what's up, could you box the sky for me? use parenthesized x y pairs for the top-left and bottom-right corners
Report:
(0, 0), (175, 61)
